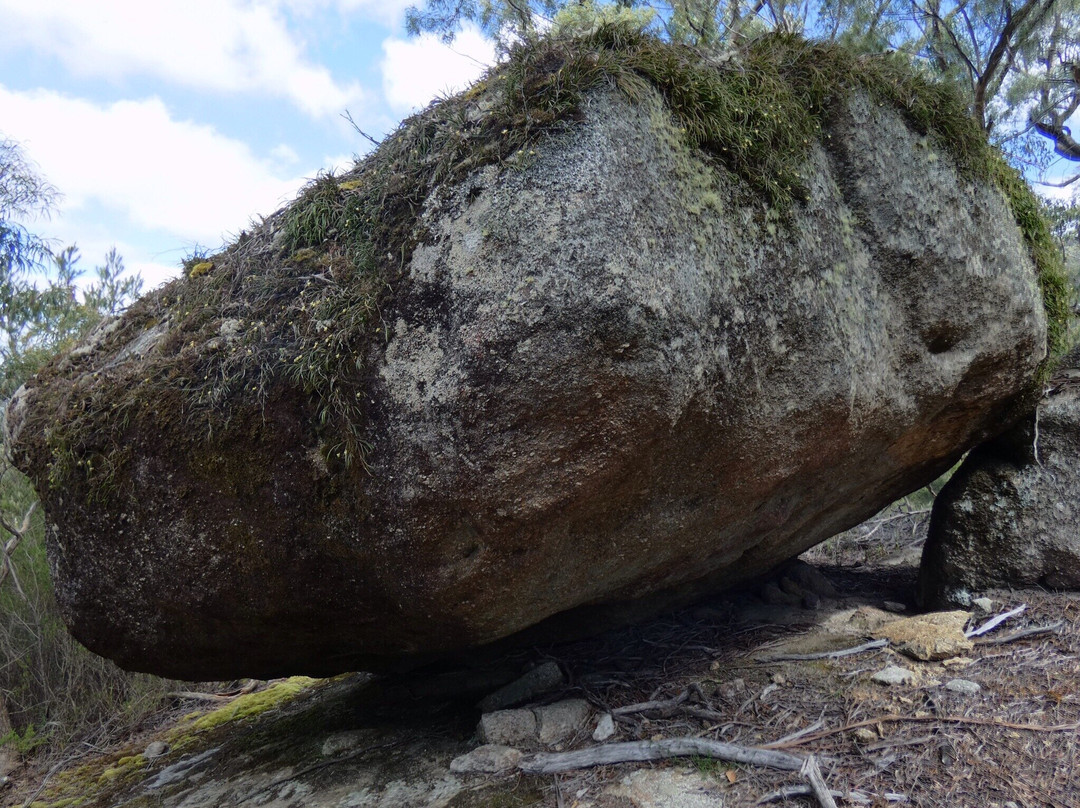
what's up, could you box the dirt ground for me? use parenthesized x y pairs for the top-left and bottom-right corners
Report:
(4, 507), (1079, 808)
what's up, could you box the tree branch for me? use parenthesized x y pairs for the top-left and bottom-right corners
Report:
(975, 0), (1056, 130)
(519, 737), (807, 775)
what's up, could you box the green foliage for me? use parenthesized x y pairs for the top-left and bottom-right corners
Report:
(552, 0), (657, 39)
(405, 0), (562, 45)
(987, 157), (1072, 363)
(0, 137), (57, 279)
(0, 722), (49, 755)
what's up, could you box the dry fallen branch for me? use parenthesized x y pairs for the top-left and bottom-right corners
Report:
(518, 737), (806, 775)
(610, 689), (729, 724)
(757, 639), (888, 663)
(166, 691), (235, 703)
(611, 691), (688, 716)
(800, 755), (839, 808)
(976, 621), (1063, 646)
(764, 714), (1080, 750)
(772, 718), (825, 746)
(966, 604), (1027, 637)
(864, 733), (936, 753)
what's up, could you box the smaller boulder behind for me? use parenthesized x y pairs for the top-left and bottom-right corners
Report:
(919, 359), (1080, 607)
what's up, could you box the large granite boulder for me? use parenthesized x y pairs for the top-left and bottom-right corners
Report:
(919, 359), (1080, 607)
(6, 35), (1052, 679)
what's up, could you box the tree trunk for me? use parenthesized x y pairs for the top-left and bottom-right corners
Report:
(0, 693), (15, 779)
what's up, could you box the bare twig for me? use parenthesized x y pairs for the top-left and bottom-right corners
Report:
(758, 639), (888, 663)
(0, 501), (36, 596)
(166, 691), (234, 703)
(340, 109), (381, 149)
(20, 749), (87, 808)
(966, 604), (1027, 637)
(609, 690), (729, 724)
(766, 714), (1080, 750)
(977, 621), (1064, 646)
(611, 690), (689, 716)
(773, 718), (826, 747)
(800, 755), (839, 808)
(519, 737), (806, 775)
(864, 733), (936, 752)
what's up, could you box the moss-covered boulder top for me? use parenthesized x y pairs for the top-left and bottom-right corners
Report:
(5, 29), (1063, 679)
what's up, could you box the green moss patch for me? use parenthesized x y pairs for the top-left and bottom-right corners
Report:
(18, 27), (1068, 501)
(174, 677), (320, 738)
(24, 679), (322, 808)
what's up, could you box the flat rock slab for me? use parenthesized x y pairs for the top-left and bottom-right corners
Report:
(872, 610), (974, 661)
(600, 769), (726, 808)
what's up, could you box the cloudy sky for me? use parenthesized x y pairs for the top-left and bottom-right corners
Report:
(0, 0), (496, 288)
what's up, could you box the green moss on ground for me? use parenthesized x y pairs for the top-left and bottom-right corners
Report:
(25, 678), (322, 808)
(20, 27), (1069, 502)
(176, 677), (319, 737)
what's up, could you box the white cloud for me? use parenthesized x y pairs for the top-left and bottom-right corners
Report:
(0, 0), (366, 118)
(0, 85), (306, 249)
(381, 26), (496, 115)
(276, 0), (415, 27)
(271, 143), (302, 166)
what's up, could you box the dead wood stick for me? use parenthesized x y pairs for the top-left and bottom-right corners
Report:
(764, 714), (1080, 750)
(966, 604), (1026, 637)
(758, 639), (888, 662)
(167, 691), (235, 703)
(611, 690), (688, 716)
(800, 755), (839, 808)
(772, 718), (825, 746)
(519, 737), (805, 775)
(864, 733), (935, 752)
(610, 690), (729, 723)
(976, 621), (1063, 646)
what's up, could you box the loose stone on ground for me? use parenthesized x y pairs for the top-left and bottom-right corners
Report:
(872, 665), (917, 686)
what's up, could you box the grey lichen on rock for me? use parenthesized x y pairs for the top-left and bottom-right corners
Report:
(3, 29), (1063, 679)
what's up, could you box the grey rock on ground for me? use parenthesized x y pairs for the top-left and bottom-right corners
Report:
(872, 665), (917, 686)
(6, 64), (1048, 679)
(919, 371), (1080, 607)
(479, 699), (592, 748)
(449, 745), (524, 774)
(536, 699), (592, 746)
(593, 713), (616, 742)
(477, 661), (564, 712)
(478, 709), (537, 747)
(944, 678), (982, 695)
